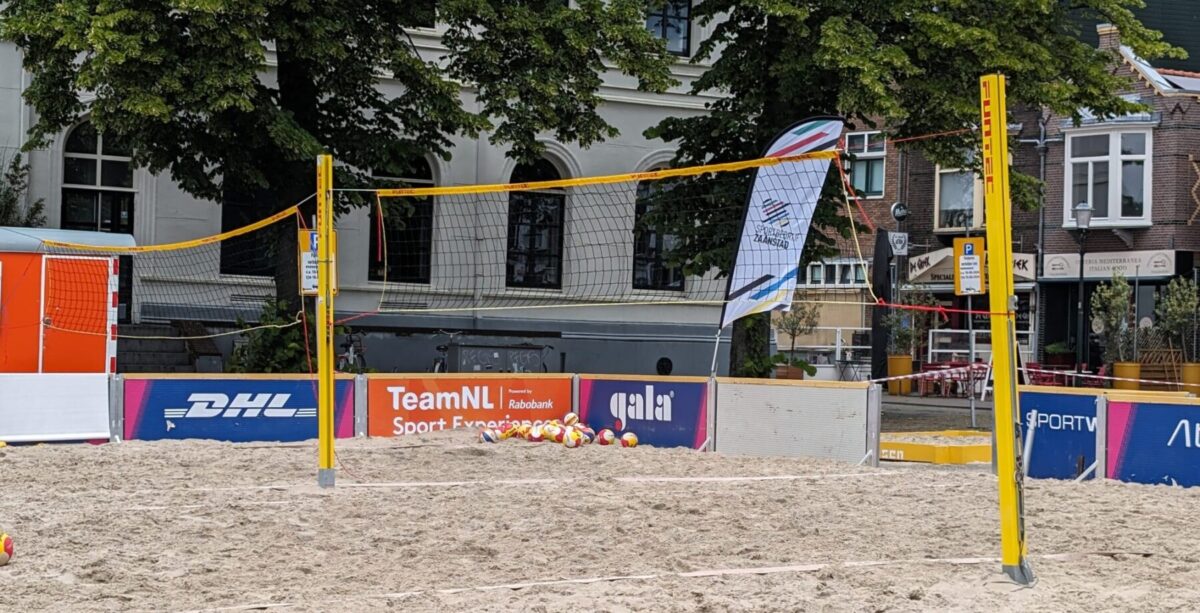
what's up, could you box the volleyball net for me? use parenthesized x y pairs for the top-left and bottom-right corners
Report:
(33, 150), (886, 341)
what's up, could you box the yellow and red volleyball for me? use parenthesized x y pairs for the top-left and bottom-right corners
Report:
(620, 432), (639, 448)
(562, 412), (580, 426)
(562, 429), (584, 448)
(0, 533), (12, 566)
(596, 429), (617, 445)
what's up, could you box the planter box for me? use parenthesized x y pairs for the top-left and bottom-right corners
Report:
(774, 365), (807, 380)
(887, 355), (913, 395)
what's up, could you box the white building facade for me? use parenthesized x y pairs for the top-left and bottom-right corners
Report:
(0, 7), (739, 375)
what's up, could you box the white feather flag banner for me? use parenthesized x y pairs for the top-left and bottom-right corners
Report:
(720, 117), (844, 329)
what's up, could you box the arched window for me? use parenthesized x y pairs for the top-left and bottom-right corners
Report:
(369, 156), (435, 284)
(632, 177), (683, 291)
(506, 159), (565, 289)
(61, 121), (134, 233)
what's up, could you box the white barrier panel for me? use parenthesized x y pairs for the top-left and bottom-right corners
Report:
(715, 379), (878, 465)
(0, 374), (111, 442)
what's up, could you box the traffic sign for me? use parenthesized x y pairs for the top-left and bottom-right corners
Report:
(954, 236), (985, 296)
(299, 229), (339, 296)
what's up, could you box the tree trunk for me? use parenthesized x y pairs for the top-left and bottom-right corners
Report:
(730, 313), (772, 377)
(725, 15), (799, 378)
(271, 48), (321, 311)
(270, 159), (315, 311)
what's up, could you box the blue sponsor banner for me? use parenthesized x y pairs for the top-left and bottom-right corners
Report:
(125, 378), (354, 442)
(1020, 391), (1097, 480)
(577, 377), (707, 448)
(1108, 401), (1200, 487)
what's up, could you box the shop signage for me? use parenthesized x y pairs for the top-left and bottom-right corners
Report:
(953, 237), (985, 296)
(909, 248), (1036, 283)
(1042, 250), (1174, 281)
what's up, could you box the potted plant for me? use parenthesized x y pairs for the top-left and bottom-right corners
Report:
(903, 287), (942, 369)
(882, 309), (916, 395)
(1090, 273), (1138, 390)
(773, 303), (820, 380)
(1155, 276), (1200, 392)
(1043, 341), (1074, 367)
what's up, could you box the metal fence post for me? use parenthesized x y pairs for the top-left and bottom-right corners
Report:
(1094, 395), (1108, 480)
(108, 374), (124, 442)
(707, 376), (717, 452)
(866, 383), (882, 467)
(1022, 410), (1037, 477)
(571, 373), (580, 418)
(354, 374), (367, 437)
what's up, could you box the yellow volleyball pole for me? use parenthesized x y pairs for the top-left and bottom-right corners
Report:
(979, 74), (1033, 584)
(316, 154), (336, 488)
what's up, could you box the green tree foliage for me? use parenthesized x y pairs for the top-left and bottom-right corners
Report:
(1091, 273), (1133, 364)
(646, 0), (1180, 375)
(2, 0), (675, 301)
(0, 153), (46, 228)
(1154, 276), (1199, 362)
(228, 299), (314, 373)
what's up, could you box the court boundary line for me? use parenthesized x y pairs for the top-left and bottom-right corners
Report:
(179, 551), (1156, 612)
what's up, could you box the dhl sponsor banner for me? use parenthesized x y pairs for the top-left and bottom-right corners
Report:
(366, 376), (572, 437)
(576, 377), (707, 448)
(124, 378), (354, 442)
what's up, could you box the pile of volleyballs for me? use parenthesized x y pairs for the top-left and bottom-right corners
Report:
(479, 412), (638, 449)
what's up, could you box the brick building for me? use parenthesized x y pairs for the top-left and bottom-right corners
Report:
(788, 22), (1200, 374)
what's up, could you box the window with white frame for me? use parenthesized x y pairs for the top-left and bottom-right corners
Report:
(799, 261), (869, 287)
(62, 121), (135, 234)
(1064, 130), (1151, 226)
(934, 166), (984, 232)
(646, 1), (691, 56)
(845, 131), (885, 198)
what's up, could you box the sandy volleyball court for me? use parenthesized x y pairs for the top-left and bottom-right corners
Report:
(2, 431), (1198, 611)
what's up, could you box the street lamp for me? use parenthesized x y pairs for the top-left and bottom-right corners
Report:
(1073, 201), (1093, 386)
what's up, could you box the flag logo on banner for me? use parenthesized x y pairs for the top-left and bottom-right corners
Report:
(762, 199), (791, 229)
(720, 117), (844, 329)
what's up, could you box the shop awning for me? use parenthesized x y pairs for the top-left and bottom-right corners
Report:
(908, 248), (1036, 284)
(0, 227), (137, 252)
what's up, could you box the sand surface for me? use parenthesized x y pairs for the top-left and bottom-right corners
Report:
(2, 432), (1199, 612)
(882, 433), (993, 445)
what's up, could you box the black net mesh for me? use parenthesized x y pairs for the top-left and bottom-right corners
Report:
(362, 154), (870, 317)
(31, 152), (881, 344)
(39, 207), (303, 338)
